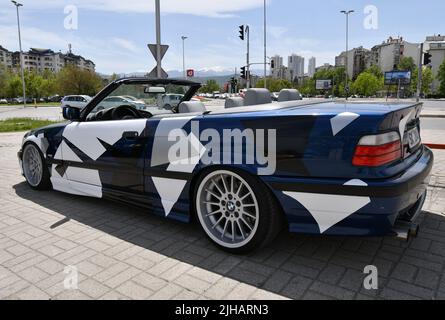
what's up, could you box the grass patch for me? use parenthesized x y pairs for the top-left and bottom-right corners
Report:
(0, 102), (61, 107)
(0, 118), (60, 133)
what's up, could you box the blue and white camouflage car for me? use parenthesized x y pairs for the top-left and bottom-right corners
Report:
(18, 78), (433, 253)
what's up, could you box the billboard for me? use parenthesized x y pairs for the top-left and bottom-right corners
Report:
(384, 71), (411, 85)
(315, 79), (332, 90)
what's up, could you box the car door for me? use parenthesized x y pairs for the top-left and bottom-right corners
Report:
(59, 118), (149, 197)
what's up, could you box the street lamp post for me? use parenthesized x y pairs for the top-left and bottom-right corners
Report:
(263, 0), (267, 89)
(340, 10), (354, 100)
(181, 36), (188, 79)
(12, 0), (26, 108)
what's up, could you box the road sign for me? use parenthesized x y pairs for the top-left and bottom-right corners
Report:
(148, 44), (169, 60)
(148, 43), (169, 78)
(148, 67), (168, 79)
(186, 69), (194, 77)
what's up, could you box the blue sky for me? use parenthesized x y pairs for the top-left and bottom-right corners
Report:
(0, 0), (444, 74)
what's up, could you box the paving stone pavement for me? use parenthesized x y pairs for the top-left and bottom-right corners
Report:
(0, 131), (444, 300)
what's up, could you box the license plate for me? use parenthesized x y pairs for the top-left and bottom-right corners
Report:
(407, 128), (420, 149)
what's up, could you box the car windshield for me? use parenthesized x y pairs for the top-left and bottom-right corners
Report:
(90, 83), (190, 115)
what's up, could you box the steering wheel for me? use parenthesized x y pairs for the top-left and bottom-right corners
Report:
(111, 105), (143, 120)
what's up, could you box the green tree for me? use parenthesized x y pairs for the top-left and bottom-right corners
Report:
(352, 72), (383, 96)
(365, 65), (383, 79)
(297, 77), (316, 96)
(437, 59), (445, 96)
(56, 65), (103, 96)
(5, 74), (23, 98)
(199, 79), (220, 93)
(397, 57), (416, 72)
(308, 67), (346, 97)
(395, 57), (418, 97)
(421, 67), (434, 95)
(0, 69), (7, 98)
(411, 66), (434, 96)
(256, 78), (293, 92)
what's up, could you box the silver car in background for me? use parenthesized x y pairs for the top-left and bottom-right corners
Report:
(61, 95), (92, 110)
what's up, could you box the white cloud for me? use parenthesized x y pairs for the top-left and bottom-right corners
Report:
(0, 0), (267, 18)
(0, 24), (149, 74)
(268, 26), (288, 39)
(0, 0), (335, 74)
(111, 38), (138, 53)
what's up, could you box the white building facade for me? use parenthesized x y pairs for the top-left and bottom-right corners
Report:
(424, 35), (445, 93)
(0, 46), (95, 73)
(288, 54), (305, 81)
(308, 57), (316, 77)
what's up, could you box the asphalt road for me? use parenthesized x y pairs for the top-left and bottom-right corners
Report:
(421, 118), (445, 131)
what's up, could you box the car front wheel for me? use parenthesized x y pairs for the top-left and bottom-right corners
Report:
(194, 169), (283, 254)
(22, 143), (51, 190)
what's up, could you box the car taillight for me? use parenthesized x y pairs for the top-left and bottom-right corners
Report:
(353, 132), (402, 167)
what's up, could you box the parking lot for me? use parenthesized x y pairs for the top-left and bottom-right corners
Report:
(0, 124), (444, 300)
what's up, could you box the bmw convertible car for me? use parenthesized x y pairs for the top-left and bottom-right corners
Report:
(18, 78), (433, 253)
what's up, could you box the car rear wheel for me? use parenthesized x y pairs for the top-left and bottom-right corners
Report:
(194, 169), (283, 253)
(22, 143), (51, 190)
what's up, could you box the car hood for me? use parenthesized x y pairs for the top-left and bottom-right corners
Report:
(24, 121), (70, 140)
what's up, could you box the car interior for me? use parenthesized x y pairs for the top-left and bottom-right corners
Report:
(224, 88), (302, 109)
(82, 82), (303, 122)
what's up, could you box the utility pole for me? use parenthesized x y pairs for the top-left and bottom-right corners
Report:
(155, 0), (162, 78)
(148, 0), (168, 78)
(263, 0), (267, 89)
(12, 1), (26, 108)
(416, 43), (424, 102)
(181, 36), (188, 79)
(341, 10), (354, 100)
(246, 26), (250, 89)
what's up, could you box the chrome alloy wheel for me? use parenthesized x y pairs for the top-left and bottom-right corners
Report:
(23, 144), (43, 187)
(196, 170), (260, 249)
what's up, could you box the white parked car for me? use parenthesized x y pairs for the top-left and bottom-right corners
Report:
(0, 98), (8, 104)
(61, 95), (92, 110)
(157, 94), (184, 110)
(95, 96), (147, 111)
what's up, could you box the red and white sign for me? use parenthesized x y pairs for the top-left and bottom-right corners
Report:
(186, 69), (194, 77)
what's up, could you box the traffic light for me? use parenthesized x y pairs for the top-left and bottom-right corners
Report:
(240, 66), (246, 79)
(270, 59), (275, 69)
(424, 52), (432, 65)
(239, 25), (245, 40)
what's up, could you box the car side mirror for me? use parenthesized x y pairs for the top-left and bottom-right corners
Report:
(62, 106), (81, 121)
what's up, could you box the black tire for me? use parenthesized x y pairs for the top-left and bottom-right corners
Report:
(193, 167), (284, 254)
(22, 142), (51, 190)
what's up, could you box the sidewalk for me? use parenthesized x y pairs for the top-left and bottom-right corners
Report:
(0, 130), (444, 300)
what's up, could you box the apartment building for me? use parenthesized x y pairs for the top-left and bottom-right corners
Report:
(288, 54), (305, 81)
(335, 46), (371, 79)
(424, 35), (445, 93)
(308, 57), (316, 77)
(0, 46), (95, 73)
(370, 36), (420, 73)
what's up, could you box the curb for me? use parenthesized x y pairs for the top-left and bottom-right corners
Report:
(425, 144), (445, 150)
(420, 114), (445, 119)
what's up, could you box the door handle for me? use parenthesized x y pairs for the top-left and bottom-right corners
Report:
(122, 131), (139, 139)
